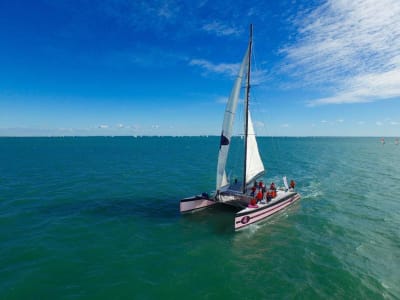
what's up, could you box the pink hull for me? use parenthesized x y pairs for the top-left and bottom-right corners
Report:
(180, 197), (216, 213)
(234, 193), (300, 230)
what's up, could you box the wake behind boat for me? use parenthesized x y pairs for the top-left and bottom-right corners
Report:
(180, 25), (300, 231)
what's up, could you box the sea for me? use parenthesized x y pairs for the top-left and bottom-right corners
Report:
(0, 136), (399, 299)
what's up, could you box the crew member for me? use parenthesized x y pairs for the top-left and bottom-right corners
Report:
(251, 185), (257, 196)
(256, 190), (263, 203)
(290, 180), (296, 190)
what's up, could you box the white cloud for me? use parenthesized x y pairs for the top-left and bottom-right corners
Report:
(357, 121), (365, 125)
(152, 124), (160, 129)
(336, 119), (344, 123)
(202, 21), (242, 36)
(376, 121), (383, 126)
(254, 121), (265, 128)
(308, 69), (400, 106)
(98, 124), (109, 129)
(390, 121), (399, 125)
(281, 123), (290, 128)
(282, 0), (400, 105)
(189, 59), (240, 77)
(216, 96), (228, 104)
(157, 3), (176, 19)
(320, 120), (328, 123)
(189, 58), (269, 83)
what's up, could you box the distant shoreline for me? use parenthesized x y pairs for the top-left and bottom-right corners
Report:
(0, 135), (397, 138)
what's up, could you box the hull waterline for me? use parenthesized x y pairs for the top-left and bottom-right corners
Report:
(180, 190), (301, 231)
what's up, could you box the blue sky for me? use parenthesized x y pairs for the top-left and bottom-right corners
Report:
(0, 0), (399, 136)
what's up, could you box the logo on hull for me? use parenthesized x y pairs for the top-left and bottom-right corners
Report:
(241, 216), (251, 224)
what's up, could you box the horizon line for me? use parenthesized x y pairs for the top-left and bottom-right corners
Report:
(0, 135), (397, 138)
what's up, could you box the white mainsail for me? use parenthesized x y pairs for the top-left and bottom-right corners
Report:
(216, 45), (250, 190)
(216, 27), (265, 191)
(245, 112), (265, 184)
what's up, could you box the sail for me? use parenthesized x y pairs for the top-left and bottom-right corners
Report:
(245, 112), (265, 184)
(216, 45), (250, 190)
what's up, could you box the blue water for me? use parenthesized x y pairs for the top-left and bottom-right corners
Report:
(0, 137), (399, 299)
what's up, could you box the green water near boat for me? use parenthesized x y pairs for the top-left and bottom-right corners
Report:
(0, 137), (399, 299)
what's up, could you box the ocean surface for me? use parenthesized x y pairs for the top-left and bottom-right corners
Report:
(1, 136), (399, 299)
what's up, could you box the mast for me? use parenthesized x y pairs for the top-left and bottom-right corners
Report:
(242, 24), (253, 193)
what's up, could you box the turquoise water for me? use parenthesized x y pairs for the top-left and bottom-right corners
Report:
(1, 137), (399, 299)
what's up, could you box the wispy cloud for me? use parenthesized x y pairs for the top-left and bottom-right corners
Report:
(189, 59), (240, 77)
(189, 58), (269, 83)
(282, 0), (400, 105)
(216, 96), (228, 104)
(156, 2), (177, 19)
(254, 121), (265, 128)
(98, 124), (109, 129)
(202, 21), (242, 36)
(100, 1), (181, 30)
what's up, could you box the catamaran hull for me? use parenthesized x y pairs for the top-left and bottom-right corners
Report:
(234, 192), (300, 231)
(180, 195), (217, 213)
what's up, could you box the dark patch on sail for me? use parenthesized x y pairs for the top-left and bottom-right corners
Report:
(220, 133), (229, 149)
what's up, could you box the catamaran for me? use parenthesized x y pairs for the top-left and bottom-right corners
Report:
(180, 25), (300, 231)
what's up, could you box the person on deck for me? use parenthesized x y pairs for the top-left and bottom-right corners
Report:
(256, 190), (263, 203)
(249, 198), (257, 207)
(269, 182), (277, 198)
(290, 180), (296, 190)
(250, 185), (256, 196)
(266, 191), (272, 203)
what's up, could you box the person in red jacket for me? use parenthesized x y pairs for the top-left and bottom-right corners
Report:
(256, 190), (263, 203)
(290, 180), (296, 190)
